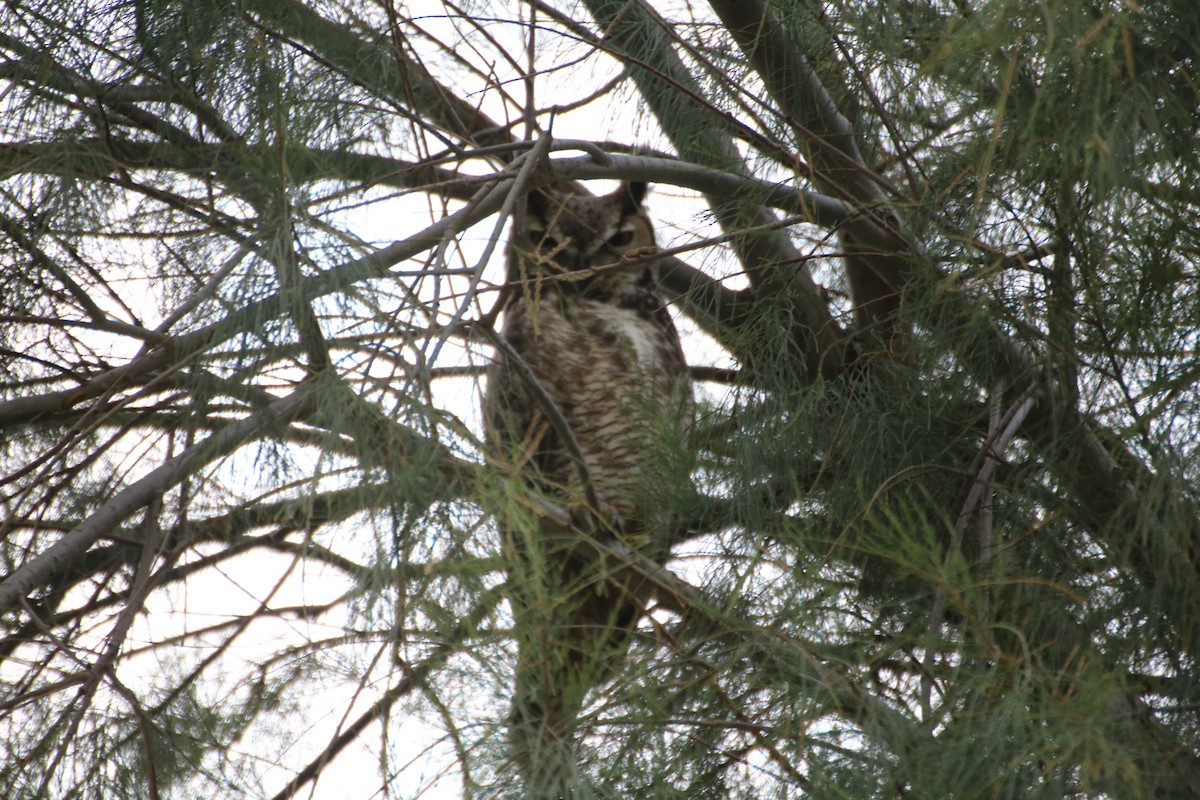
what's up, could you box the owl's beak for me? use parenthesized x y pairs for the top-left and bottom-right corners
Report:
(565, 252), (591, 273)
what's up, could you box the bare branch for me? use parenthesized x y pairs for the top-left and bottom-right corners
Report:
(0, 384), (316, 613)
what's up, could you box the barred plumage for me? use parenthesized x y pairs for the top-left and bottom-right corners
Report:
(485, 182), (693, 798)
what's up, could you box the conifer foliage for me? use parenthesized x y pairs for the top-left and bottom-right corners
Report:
(1, 1), (1198, 797)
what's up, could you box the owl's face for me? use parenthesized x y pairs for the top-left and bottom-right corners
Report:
(520, 182), (655, 276)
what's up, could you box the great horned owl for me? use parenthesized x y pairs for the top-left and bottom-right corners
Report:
(485, 182), (693, 797)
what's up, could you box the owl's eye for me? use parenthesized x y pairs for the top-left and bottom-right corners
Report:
(607, 229), (635, 249)
(538, 236), (560, 252)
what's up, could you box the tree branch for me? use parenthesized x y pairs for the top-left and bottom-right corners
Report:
(269, 586), (505, 800)
(241, 0), (512, 151)
(581, 0), (852, 379)
(707, 0), (913, 352)
(0, 384), (317, 614)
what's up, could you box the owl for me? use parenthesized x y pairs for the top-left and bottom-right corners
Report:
(485, 182), (693, 797)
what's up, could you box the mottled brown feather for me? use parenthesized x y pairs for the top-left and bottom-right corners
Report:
(485, 183), (692, 797)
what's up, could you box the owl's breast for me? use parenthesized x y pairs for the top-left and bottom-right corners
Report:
(494, 289), (692, 523)
(510, 292), (688, 412)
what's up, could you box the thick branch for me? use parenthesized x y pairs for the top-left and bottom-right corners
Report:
(704, 0), (1200, 654)
(0, 140), (482, 201)
(708, 0), (912, 348)
(0, 384), (317, 614)
(580, 0), (851, 378)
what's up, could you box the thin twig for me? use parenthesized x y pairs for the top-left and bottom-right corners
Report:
(269, 587), (504, 800)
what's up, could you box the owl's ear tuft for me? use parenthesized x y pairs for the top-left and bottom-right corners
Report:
(616, 181), (648, 215)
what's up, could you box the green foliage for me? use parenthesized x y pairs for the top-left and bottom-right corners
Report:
(1, 0), (1199, 798)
